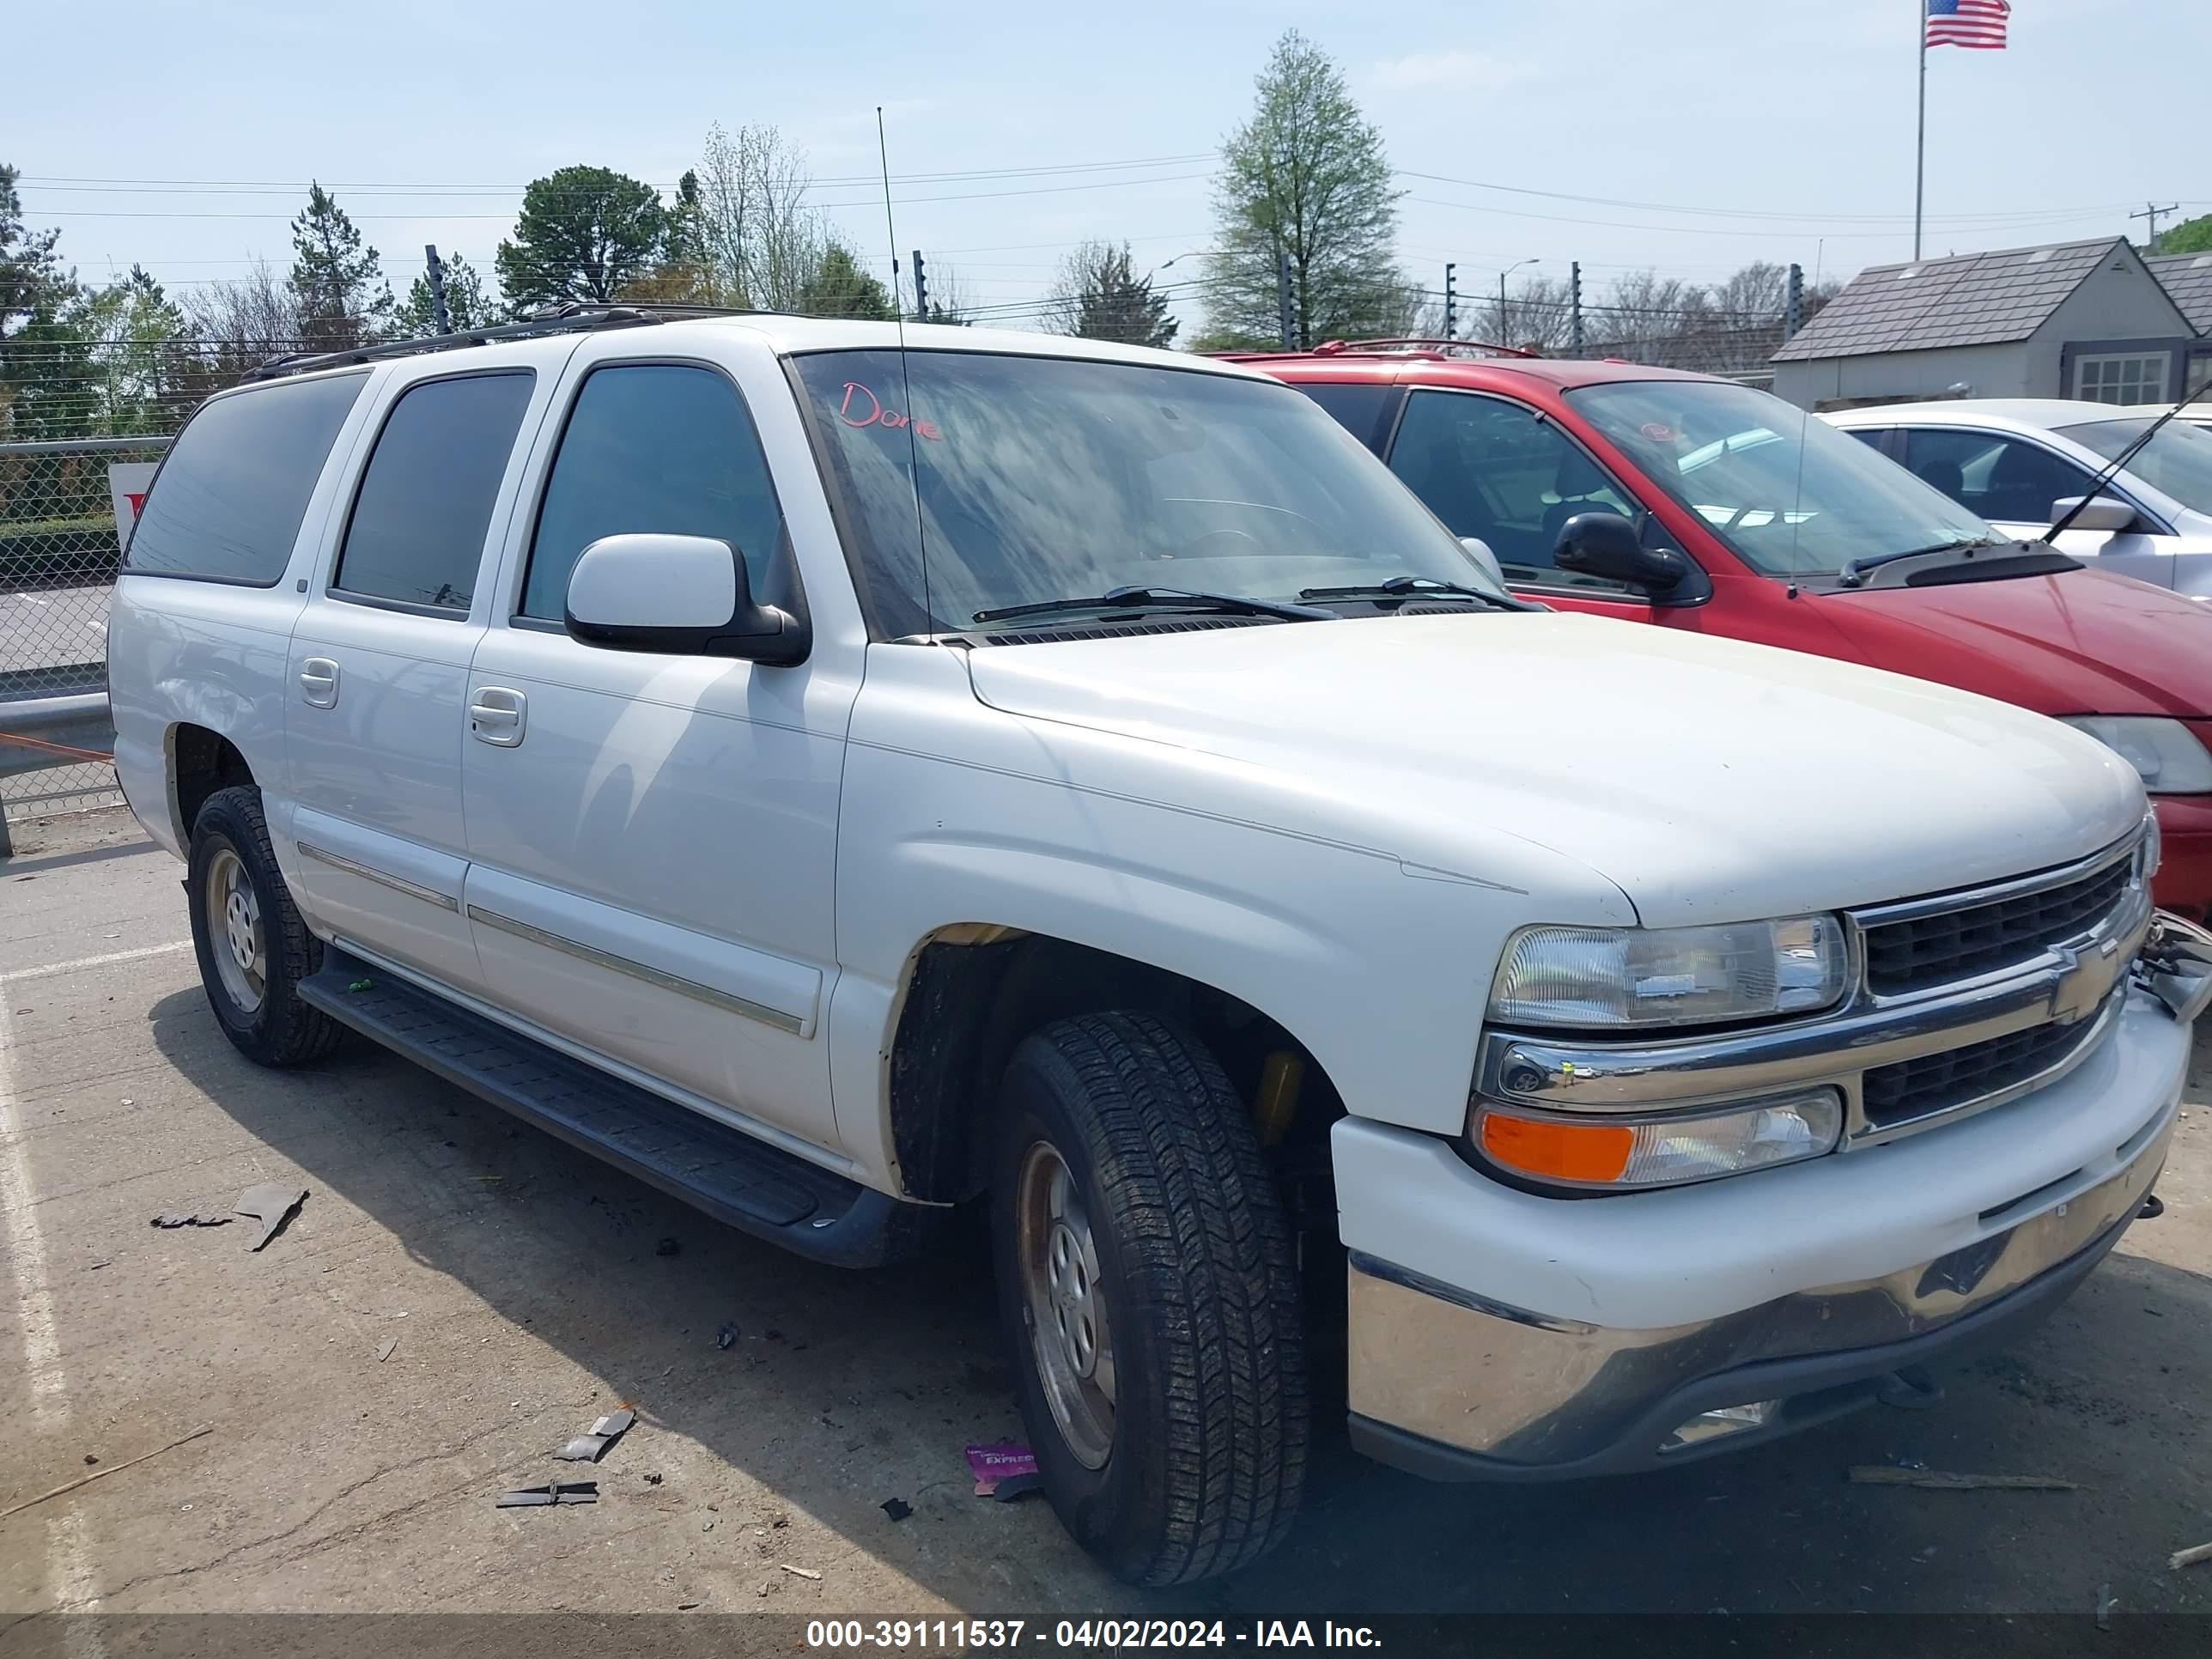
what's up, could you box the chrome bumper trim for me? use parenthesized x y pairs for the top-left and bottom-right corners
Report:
(1347, 1108), (2172, 1468)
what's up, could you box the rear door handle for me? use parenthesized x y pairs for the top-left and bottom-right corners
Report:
(299, 658), (339, 708)
(469, 686), (527, 747)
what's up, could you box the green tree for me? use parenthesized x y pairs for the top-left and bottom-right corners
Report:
(1045, 240), (1178, 348)
(495, 166), (665, 313)
(289, 183), (394, 351)
(2160, 214), (2212, 256)
(1199, 30), (1408, 349)
(65, 266), (193, 434)
(397, 252), (495, 336)
(1, 162), (74, 432)
(796, 241), (895, 319)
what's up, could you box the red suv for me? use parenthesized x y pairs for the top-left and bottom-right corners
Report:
(1245, 343), (2212, 918)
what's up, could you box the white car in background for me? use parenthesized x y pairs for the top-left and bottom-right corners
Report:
(1824, 400), (2212, 598)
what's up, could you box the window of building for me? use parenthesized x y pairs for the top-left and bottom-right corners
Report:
(2073, 353), (2168, 406)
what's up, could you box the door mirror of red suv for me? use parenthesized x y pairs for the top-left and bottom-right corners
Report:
(1553, 512), (1691, 593)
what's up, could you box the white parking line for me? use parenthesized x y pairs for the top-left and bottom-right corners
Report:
(0, 941), (191, 985)
(0, 994), (107, 1628)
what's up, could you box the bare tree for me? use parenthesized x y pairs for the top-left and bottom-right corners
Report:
(696, 123), (824, 311)
(180, 258), (304, 385)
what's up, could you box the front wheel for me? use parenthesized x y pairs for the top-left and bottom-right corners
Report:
(187, 785), (344, 1067)
(992, 1012), (1308, 1585)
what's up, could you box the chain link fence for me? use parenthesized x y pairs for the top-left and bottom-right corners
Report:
(0, 434), (172, 821)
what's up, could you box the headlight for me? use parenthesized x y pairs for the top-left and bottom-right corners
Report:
(1472, 1089), (1844, 1190)
(2061, 716), (2212, 795)
(1488, 915), (1849, 1030)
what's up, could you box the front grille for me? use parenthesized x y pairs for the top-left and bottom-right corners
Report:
(1861, 1006), (2106, 1128)
(1862, 857), (2132, 996)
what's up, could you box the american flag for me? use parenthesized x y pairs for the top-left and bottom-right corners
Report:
(1926, 0), (2009, 49)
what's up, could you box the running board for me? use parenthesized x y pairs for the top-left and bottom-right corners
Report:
(299, 950), (923, 1267)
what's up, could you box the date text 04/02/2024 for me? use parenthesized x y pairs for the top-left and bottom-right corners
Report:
(802, 1620), (1382, 1649)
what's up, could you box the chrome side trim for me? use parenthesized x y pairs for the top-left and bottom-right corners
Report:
(295, 840), (460, 913)
(463, 903), (807, 1036)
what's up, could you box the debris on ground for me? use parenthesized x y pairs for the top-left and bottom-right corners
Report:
(555, 1406), (637, 1462)
(234, 1182), (308, 1252)
(375, 1338), (399, 1364)
(348, 978), (374, 993)
(779, 1565), (822, 1581)
(643, 1472), (663, 1486)
(880, 1497), (912, 1522)
(0, 1425), (214, 1521)
(965, 1442), (1038, 1497)
(149, 1212), (233, 1230)
(2097, 1583), (2116, 1631)
(1846, 1467), (2077, 1491)
(716, 1322), (740, 1351)
(656, 1238), (680, 1256)
(82, 1455), (98, 1467)
(496, 1482), (599, 1508)
(2172, 1541), (2212, 1571)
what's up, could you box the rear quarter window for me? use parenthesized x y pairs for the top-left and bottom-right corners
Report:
(1291, 381), (1397, 453)
(125, 371), (368, 584)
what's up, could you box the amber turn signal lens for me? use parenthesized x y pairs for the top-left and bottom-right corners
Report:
(1479, 1111), (1635, 1184)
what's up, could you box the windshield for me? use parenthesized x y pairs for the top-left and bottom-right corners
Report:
(790, 349), (1502, 636)
(2056, 417), (2212, 515)
(1567, 380), (1995, 578)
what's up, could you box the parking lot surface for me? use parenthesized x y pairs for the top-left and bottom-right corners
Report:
(3, 807), (2211, 1627)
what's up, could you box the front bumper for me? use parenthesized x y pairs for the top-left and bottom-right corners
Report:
(1338, 980), (2192, 1480)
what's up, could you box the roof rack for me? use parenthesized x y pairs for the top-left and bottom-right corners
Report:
(245, 301), (767, 382)
(1211, 337), (1541, 365)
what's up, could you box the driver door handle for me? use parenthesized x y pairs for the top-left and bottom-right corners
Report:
(298, 658), (339, 708)
(469, 686), (527, 747)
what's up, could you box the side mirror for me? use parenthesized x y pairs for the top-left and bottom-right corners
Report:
(1553, 511), (1690, 593)
(2049, 495), (2138, 534)
(1457, 536), (1509, 591)
(564, 533), (809, 665)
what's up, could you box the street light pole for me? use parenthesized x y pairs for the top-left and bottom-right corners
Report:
(1498, 258), (1539, 342)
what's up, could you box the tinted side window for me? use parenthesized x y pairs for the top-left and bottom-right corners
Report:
(334, 373), (534, 611)
(1294, 382), (1397, 453)
(125, 372), (367, 583)
(1387, 390), (1638, 591)
(1903, 428), (2096, 525)
(524, 365), (785, 620)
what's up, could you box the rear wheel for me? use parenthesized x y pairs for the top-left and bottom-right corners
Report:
(992, 1011), (1308, 1585)
(186, 786), (343, 1067)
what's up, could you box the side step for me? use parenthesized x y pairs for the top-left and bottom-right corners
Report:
(299, 951), (924, 1267)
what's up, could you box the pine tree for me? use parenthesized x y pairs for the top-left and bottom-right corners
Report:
(1, 161), (73, 431)
(495, 166), (665, 313)
(1046, 240), (1178, 348)
(289, 184), (394, 351)
(1199, 31), (1412, 349)
(796, 242), (895, 320)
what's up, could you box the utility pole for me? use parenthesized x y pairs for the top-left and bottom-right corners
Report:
(422, 244), (453, 335)
(910, 250), (929, 321)
(1275, 246), (1296, 349)
(2131, 203), (2181, 254)
(1570, 261), (1583, 355)
(1498, 270), (1510, 341)
(1784, 262), (1806, 340)
(1443, 263), (1457, 340)
(1914, 0), (1928, 260)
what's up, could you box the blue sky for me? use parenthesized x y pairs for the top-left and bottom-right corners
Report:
(11, 0), (2209, 333)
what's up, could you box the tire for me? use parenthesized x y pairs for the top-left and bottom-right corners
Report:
(991, 1011), (1308, 1586)
(186, 785), (344, 1068)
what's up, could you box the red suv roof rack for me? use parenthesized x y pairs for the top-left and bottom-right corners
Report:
(1212, 337), (1540, 364)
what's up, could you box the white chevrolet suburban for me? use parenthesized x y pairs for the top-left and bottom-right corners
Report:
(106, 307), (2212, 1585)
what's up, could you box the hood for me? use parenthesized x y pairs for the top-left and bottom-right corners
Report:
(964, 613), (2144, 929)
(1814, 566), (2212, 717)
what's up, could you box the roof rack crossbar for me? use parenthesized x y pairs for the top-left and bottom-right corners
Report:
(246, 302), (766, 382)
(1206, 337), (1540, 364)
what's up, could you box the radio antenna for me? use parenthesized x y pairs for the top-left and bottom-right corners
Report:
(877, 106), (935, 636)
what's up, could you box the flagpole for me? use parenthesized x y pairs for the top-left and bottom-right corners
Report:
(1914, 0), (1927, 259)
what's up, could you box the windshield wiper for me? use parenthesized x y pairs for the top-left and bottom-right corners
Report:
(970, 585), (1334, 626)
(1297, 574), (1521, 610)
(1836, 537), (2005, 588)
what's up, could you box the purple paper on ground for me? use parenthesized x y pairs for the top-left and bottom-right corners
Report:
(966, 1442), (1037, 1496)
